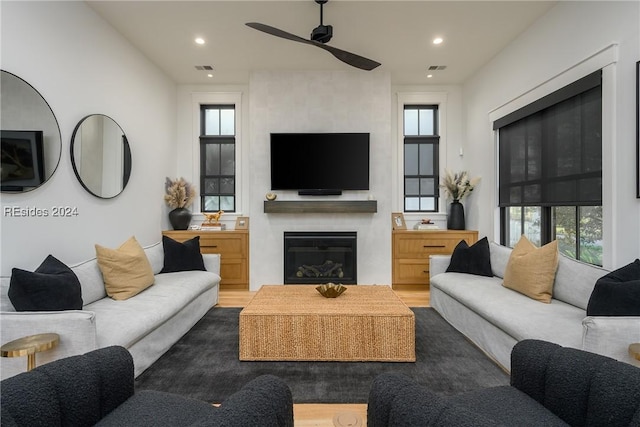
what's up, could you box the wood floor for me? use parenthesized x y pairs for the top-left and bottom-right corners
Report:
(216, 286), (429, 427)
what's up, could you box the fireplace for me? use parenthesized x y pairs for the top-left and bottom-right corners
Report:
(283, 232), (357, 284)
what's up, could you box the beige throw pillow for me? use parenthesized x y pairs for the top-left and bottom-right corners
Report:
(95, 236), (154, 300)
(502, 235), (559, 303)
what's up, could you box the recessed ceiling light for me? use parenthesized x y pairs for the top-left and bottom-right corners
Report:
(195, 37), (205, 45)
(207, 74), (213, 78)
(427, 74), (433, 78)
(433, 37), (443, 45)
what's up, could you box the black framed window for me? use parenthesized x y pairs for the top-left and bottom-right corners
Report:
(496, 71), (603, 265)
(200, 105), (235, 212)
(403, 105), (439, 212)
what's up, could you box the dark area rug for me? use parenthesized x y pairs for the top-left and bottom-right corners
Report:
(135, 307), (509, 404)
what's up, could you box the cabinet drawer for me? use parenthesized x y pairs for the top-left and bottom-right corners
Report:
(220, 258), (248, 287)
(198, 237), (246, 258)
(395, 236), (461, 257)
(393, 259), (430, 285)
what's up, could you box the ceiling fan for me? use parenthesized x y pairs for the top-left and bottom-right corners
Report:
(246, 0), (381, 71)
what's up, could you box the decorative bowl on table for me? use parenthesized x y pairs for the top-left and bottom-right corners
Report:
(316, 283), (347, 298)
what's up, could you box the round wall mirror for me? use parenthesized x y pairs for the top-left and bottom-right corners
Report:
(1, 70), (62, 193)
(70, 114), (132, 199)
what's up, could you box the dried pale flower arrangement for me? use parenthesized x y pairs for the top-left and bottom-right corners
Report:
(164, 177), (197, 209)
(440, 169), (481, 201)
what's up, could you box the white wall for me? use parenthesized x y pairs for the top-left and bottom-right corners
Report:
(0, 1), (177, 275)
(463, 1), (640, 268)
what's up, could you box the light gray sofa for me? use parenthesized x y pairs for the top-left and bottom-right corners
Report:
(0, 241), (221, 380)
(430, 242), (640, 371)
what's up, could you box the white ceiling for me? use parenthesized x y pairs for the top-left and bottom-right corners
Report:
(87, 0), (556, 85)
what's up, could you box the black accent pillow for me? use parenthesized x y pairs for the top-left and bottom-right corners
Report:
(586, 259), (640, 316)
(161, 235), (206, 273)
(446, 237), (493, 277)
(8, 255), (83, 311)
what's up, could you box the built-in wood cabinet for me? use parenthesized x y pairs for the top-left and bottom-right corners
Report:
(162, 230), (249, 290)
(392, 230), (478, 289)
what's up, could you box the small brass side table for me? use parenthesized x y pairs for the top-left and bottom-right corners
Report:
(1, 333), (60, 371)
(630, 343), (640, 364)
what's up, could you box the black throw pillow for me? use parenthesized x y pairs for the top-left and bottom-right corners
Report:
(8, 255), (83, 311)
(161, 235), (206, 273)
(586, 259), (640, 316)
(446, 237), (493, 277)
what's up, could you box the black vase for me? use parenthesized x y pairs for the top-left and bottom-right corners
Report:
(168, 207), (192, 230)
(447, 200), (465, 230)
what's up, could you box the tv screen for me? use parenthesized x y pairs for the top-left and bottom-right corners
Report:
(270, 133), (370, 195)
(1, 130), (45, 191)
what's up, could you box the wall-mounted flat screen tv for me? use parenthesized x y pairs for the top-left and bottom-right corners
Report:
(270, 133), (370, 195)
(1, 130), (45, 191)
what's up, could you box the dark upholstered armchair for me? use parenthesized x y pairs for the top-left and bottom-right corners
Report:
(368, 339), (640, 427)
(1, 346), (293, 427)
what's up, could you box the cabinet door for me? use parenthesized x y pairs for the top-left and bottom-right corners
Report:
(393, 258), (430, 285)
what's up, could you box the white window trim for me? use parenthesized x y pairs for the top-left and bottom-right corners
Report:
(489, 43), (617, 268)
(191, 92), (244, 217)
(395, 92), (448, 219)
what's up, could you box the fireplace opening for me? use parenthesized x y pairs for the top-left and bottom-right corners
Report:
(284, 232), (357, 284)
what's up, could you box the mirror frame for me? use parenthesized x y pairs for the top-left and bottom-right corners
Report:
(1, 70), (62, 193)
(70, 114), (132, 199)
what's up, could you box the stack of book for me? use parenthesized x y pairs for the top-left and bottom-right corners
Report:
(201, 223), (226, 231)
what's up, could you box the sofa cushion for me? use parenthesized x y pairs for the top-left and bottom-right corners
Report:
(160, 236), (205, 273)
(8, 255), (83, 311)
(95, 237), (155, 301)
(430, 273), (585, 348)
(553, 254), (608, 310)
(489, 242), (512, 279)
(85, 271), (217, 349)
(503, 236), (558, 303)
(446, 237), (493, 277)
(586, 259), (640, 316)
(144, 242), (165, 275)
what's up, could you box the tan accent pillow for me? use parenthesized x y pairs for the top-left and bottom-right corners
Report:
(503, 236), (559, 303)
(95, 236), (154, 300)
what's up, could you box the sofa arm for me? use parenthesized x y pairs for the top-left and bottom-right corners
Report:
(429, 255), (451, 278)
(1, 346), (134, 426)
(202, 253), (221, 276)
(211, 374), (293, 427)
(0, 310), (98, 380)
(582, 316), (640, 365)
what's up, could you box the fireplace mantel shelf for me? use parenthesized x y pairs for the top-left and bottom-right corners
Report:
(263, 200), (377, 214)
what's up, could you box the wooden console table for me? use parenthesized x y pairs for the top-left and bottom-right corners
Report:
(163, 230), (249, 290)
(392, 229), (478, 289)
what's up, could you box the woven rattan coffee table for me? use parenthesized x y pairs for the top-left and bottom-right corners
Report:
(239, 285), (415, 362)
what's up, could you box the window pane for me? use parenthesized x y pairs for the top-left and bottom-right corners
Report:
(404, 144), (418, 175)
(419, 109), (434, 135)
(420, 197), (435, 211)
(405, 178), (419, 195)
(420, 178), (435, 196)
(204, 196), (219, 211)
(579, 206), (602, 266)
(220, 177), (234, 194)
(508, 207), (522, 247)
(220, 109), (235, 135)
(405, 197), (419, 211)
(220, 196), (234, 211)
(524, 206), (541, 247)
(220, 144), (235, 175)
(418, 144), (434, 175)
(404, 109), (418, 135)
(204, 109), (220, 135)
(204, 178), (219, 193)
(553, 206), (577, 259)
(205, 145), (220, 175)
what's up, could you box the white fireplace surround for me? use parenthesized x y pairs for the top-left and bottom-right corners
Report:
(248, 71), (392, 291)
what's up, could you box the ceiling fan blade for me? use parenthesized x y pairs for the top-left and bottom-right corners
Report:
(246, 22), (381, 71)
(312, 42), (381, 71)
(246, 22), (313, 46)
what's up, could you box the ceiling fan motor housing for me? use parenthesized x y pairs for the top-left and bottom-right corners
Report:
(311, 24), (333, 43)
